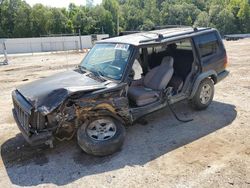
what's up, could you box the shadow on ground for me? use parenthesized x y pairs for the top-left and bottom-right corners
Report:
(1, 100), (237, 186)
(0, 62), (8, 66)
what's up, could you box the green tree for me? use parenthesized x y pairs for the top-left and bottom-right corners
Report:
(102, 0), (119, 35)
(90, 5), (115, 34)
(0, 0), (26, 37)
(49, 8), (68, 34)
(13, 1), (32, 37)
(71, 7), (95, 34)
(161, 2), (201, 26)
(68, 3), (79, 20)
(217, 8), (237, 34)
(120, 0), (144, 31)
(0, 0), (250, 38)
(208, 4), (237, 34)
(141, 0), (160, 30)
(228, 0), (250, 33)
(30, 4), (51, 36)
(65, 20), (74, 34)
(144, 0), (159, 23)
(194, 11), (210, 27)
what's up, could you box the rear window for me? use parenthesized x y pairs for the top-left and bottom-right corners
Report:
(196, 33), (219, 58)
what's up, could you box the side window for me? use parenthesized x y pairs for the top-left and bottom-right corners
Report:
(176, 40), (193, 50)
(196, 33), (219, 58)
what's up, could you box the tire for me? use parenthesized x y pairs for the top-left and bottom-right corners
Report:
(77, 116), (126, 156)
(190, 78), (214, 110)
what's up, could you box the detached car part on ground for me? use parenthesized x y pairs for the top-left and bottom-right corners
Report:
(12, 27), (229, 156)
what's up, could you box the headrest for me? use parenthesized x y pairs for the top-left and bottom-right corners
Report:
(161, 56), (174, 67)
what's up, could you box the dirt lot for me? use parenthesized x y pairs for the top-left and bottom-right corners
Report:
(0, 40), (249, 188)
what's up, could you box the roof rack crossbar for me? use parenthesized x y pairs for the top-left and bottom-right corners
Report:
(154, 28), (194, 37)
(146, 28), (191, 42)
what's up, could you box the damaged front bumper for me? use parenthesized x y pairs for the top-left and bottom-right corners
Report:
(12, 109), (53, 146)
(12, 90), (53, 146)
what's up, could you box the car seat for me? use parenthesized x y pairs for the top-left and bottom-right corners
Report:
(128, 56), (174, 106)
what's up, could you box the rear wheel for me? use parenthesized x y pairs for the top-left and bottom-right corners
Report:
(190, 78), (214, 110)
(77, 116), (126, 156)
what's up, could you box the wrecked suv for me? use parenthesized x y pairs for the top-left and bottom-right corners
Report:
(12, 27), (229, 156)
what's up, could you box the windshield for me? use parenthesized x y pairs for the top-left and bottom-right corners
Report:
(80, 43), (132, 80)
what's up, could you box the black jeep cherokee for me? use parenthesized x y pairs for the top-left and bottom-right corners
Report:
(12, 27), (229, 156)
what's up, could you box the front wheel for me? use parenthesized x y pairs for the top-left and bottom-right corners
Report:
(77, 116), (126, 156)
(190, 78), (214, 110)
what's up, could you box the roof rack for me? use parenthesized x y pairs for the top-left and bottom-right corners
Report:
(119, 25), (192, 36)
(139, 27), (211, 44)
(119, 31), (141, 36)
(152, 25), (192, 30)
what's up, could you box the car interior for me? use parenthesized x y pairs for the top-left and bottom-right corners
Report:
(128, 39), (195, 107)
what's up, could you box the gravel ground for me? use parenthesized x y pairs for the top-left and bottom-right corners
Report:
(0, 40), (249, 188)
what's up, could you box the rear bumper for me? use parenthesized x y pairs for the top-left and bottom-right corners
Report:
(217, 70), (229, 83)
(12, 109), (53, 146)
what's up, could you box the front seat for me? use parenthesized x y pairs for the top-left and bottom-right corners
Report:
(128, 56), (174, 106)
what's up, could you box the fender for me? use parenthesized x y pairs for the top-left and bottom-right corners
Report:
(188, 70), (217, 99)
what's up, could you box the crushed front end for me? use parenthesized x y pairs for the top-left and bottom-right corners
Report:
(12, 90), (53, 146)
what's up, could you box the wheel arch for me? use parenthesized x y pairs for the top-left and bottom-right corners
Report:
(189, 70), (217, 99)
(76, 106), (127, 127)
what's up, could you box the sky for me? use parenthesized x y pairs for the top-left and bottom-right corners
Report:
(25, 0), (102, 8)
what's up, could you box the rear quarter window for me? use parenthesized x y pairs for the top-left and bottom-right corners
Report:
(195, 32), (220, 58)
(176, 40), (193, 50)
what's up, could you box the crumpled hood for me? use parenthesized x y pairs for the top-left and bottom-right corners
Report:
(16, 70), (106, 115)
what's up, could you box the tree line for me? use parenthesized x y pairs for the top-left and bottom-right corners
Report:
(0, 0), (250, 38)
